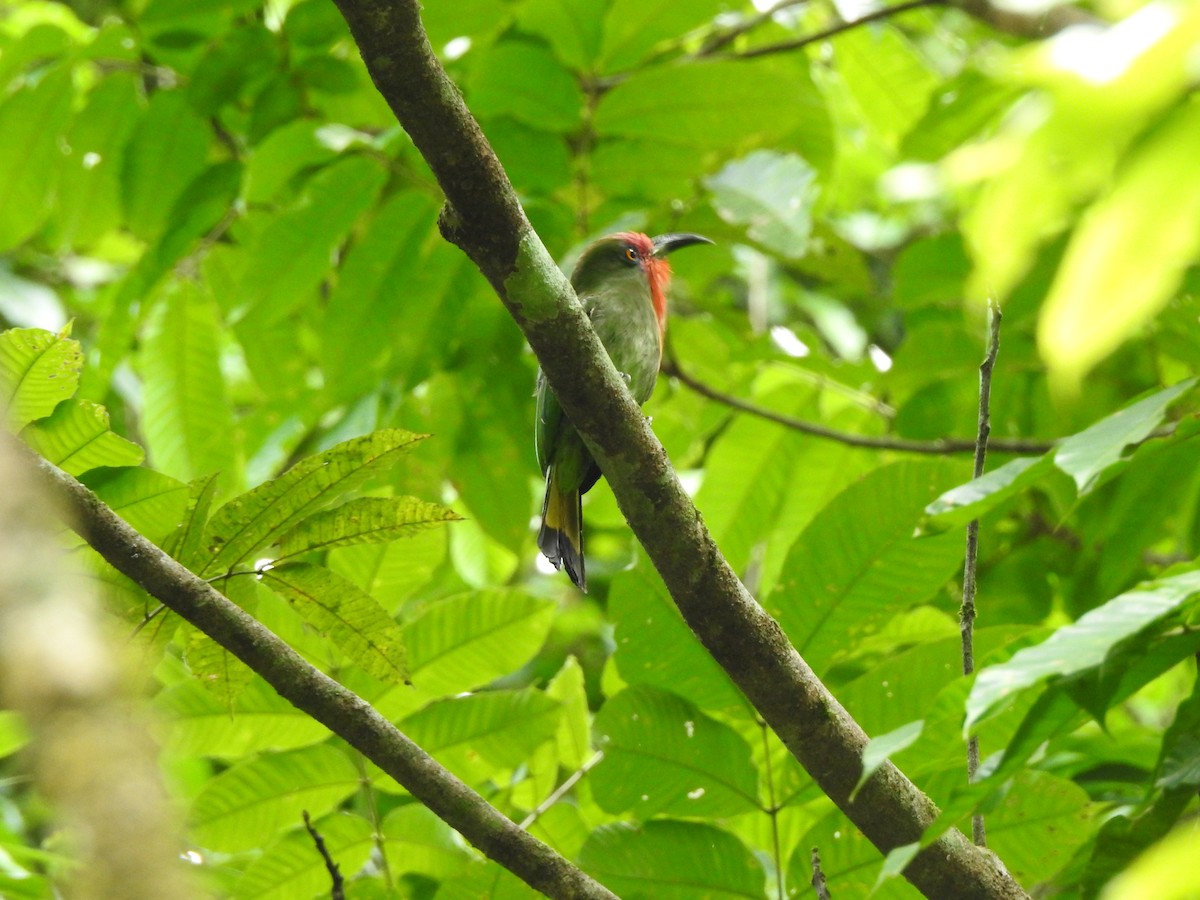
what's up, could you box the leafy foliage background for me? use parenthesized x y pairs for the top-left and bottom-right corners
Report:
(1, 0), (1199, 897)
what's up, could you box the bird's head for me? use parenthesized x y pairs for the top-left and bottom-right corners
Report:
(571, 231), (712, 334)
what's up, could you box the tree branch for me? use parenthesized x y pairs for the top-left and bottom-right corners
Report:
(962, 303), (1002, 848)
(661, 354), (1054, 456)
(331, 2), (1029, 897)
(729, 0), (942, 60)
(17, 443), (616, 900)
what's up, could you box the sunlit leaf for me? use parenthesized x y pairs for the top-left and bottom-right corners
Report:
(80, 466), (189, 543)
(22, 398), (144, 475)
(276, 495), (459, 559)
(705, 150), (818, 259)
(201, 429), (426, 575)
(0, 326), (83, 431)
(234, 812), (372, 900)
(263, 562), (408, 684)
(190, 745), (360, 853)
(592, 686), (759, 819)
(580, 821), (765, 899)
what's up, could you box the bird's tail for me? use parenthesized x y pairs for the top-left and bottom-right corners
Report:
(538, 466), (586, 592)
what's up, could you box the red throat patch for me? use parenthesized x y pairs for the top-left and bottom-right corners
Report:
(613, 231), (671, 337)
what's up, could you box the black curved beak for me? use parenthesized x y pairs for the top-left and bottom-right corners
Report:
(652, 233), (714, 257)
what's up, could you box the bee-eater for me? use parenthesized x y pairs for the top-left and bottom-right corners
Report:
(536, 231), (712, 591)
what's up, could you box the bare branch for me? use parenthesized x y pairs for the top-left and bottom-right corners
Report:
(729, 0), (941, 60)
(328, 2), (1031, 897)
(961, 303), (1001, 848)
(661, 354), (1054, 456)
(812, 847), (832, 900)
(17, 442), (617, 900)
(303, 811), (345, 900)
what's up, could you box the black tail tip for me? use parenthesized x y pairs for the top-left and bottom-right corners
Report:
(537, 525), (587, 593)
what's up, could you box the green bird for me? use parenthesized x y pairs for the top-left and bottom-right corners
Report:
(536, 231), (712, 591)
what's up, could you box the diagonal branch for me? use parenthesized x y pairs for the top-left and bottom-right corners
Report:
(330, 1), (1029, 897)
(16, 444), (617, 900)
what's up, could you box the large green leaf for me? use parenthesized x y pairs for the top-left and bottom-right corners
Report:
(0, 65), (74, 250)
(404, 590), (556, 696)
(580, 821), (765, 899)
(594, 58), (827, 154)
(156, 675), (330, 759)
(399, 689), (560, 781)
(200, 429), (426, 574)
(120, 89), (211, 241)
(1040, 102), (1200, 385)
(262, 562), (408, 684)
(233, 154), (386, 327)
(597, 0), (727, 73)
(1053, 378), (1196, 493)
(139, 278), (236, 482)
(516, 0), (604, 71)
(51, 72), (141, 250)
(592, 686), (759, 819)
(233, 812), (372, 900)
(80, 466), (189, 543)
(768, 459), (965, 675)
(190, 745), (360, 853)
(327, 528), (447, 615)
(276, 495), (459, 560)
(380, 805), (474, 881)
(22, 399), (144, 475)
(834, 24), (939, 149)
(966, 568), (1200, 732)
(922, 455), (1052, 531)
(469, 39), (582, 131)
(0, 326), (83, 431)
(609, 560), (746, 716)
(705, 150), (818, 258)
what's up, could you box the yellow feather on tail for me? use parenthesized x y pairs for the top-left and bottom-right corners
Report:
(537, 466), (586, 592)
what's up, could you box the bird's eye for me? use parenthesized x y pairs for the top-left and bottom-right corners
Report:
(623, 246), (639, 264)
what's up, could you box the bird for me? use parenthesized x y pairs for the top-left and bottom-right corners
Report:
(535, 231), (712, 591)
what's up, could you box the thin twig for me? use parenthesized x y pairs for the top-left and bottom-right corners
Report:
(961, 302), (1001, 849)
(728, 0), (941, 60)
(519, 751), (605, 830)
(811, 847), (832, 900)
(303, 811), (345, 900)
(696, 0), (810, 57)
(661, 356), (1053, 456)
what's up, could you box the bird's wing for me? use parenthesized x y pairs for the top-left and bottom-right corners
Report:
(534, 368), (562, 475)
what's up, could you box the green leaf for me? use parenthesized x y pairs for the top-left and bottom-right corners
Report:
(0, 66), (74, 250)
(580, 821), (765, 899)
(597, 0), (726, 73)
(984, 770), (1092, 886)
(405, 590), (556, 696)
(399, 689), (560, 779)
(121, 89), (211, 241)
(318, 191), (444, 398)
(21, 399), (144, 475)
(966, 568), (1200, 733)
(592, 686), (759, 819)
(610, 560), (746, 716)
(856, 720), (924, 799)
(233, 154), (387, 326)
(140, 278), (236, 481)
(263, 563), (408, 684)
(242, 119), (339, 204)
(595, 58), (827, 154)
(923, 455), (1053, 531)
(834, 25), (939, 149)
(0, 710), (30, 759)
(327, 528), (447, 616)
(1157, 681), (1200, 791)
(1103, 825), (1200, 900)
(705, 151), (818, 259)
(380, 805), (473, 881)
(80, 466), (189, 543)
(469, 39), (582, 132)
(234, 812), (372, 900)
(517, 0), (604, 71)
(0, 326), (83, 431)
(156, 676), (330, 759)
(201, 429), (426, 574)
(277, 496), (459, 560)
(1053, 378), (1196, 493)
(164, 472), (222, 570)
(768, 459), (965, 675)
(184, 622), (256, 706)
(51, 72), (141, 250)
(190, 745), (360, 853)
(1040, 102), (1200, 385)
